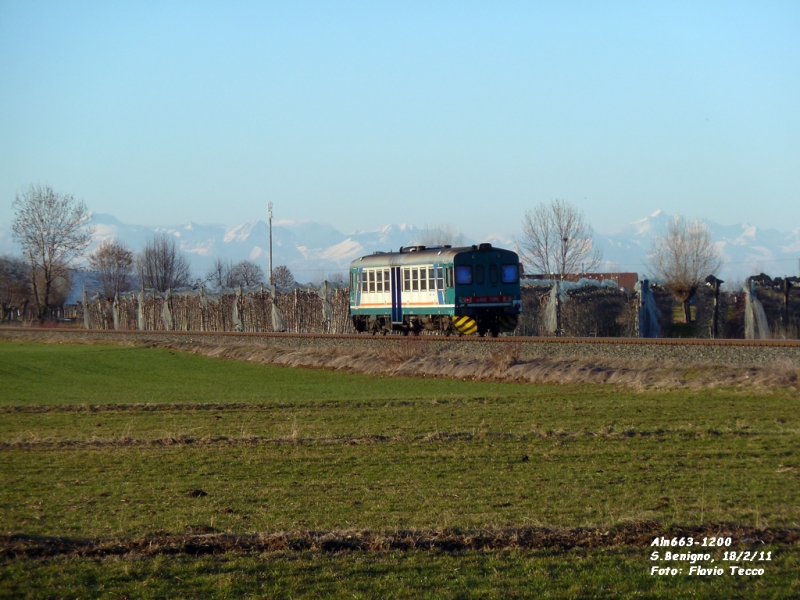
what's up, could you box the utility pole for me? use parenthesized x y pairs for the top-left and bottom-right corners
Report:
(268, 202), (273, 286)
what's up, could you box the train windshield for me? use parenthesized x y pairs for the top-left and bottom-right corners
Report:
(501, 264), (519, 283)
(455, 265), (473, 285)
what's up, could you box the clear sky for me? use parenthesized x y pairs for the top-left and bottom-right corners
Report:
(1, 1), (798, 238)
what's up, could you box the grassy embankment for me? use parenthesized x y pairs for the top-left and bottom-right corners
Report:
(1, 340), (798, 598)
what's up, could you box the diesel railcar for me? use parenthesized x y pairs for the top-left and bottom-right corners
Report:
(349, 243), (522, 336)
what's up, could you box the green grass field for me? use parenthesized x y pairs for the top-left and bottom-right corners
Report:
(1, 339), (799, 598)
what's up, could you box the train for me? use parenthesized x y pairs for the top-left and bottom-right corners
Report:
(348, 243), (522, 336)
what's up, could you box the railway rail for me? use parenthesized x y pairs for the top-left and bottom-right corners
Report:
(2, 326), (799, 348)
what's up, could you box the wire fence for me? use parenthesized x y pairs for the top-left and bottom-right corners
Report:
(81, 283), (353, 335)
(10, 275), (797, 340)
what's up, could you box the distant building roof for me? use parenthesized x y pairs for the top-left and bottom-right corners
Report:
(523, 272), (638, 291)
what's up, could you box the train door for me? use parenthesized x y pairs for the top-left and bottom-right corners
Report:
(355, 269), (364, 306)
(434, 264), (444, 306)
(391, 266), (402, 323)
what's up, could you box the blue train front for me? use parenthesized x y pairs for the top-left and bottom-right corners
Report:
(349, 243), (522, 336)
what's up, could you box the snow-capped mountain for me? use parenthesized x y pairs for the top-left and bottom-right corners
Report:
(2, 210), (798, 284)
(0, 214), (439, 281)
(599, 210), (800, 284)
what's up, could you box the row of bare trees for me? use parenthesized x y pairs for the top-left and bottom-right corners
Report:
(89, 234), (295, 298)
(518, 199), (723, 325)
(7, 184), (304, 323)
(204, 258), (295, 289)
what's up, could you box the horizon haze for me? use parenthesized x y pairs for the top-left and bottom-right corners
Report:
(3, 209), (798, 287)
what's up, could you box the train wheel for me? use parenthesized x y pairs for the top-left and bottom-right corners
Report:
(353, 316), (367, 333)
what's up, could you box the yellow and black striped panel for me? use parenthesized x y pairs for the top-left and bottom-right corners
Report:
(452, 316), (478, 335)
(500, 315), (519, 333)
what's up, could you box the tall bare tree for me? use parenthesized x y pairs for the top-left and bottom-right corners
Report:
(326, 271), (346, 284)
(136, 233), (192, 291)
(272, 265), (295, 287)
(205, 258), (235, 289)
(414, 222), (464, 247)
(231, 260), (265, 286)
(88, 239), (134, 299)
(12, 184), (94, 322)
(518, 199), (601, 278)
(0, 255), (32, 322)
(649, 216), (722, 323)
(35, 268), (72, 312)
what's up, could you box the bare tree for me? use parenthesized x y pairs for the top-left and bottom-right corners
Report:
(136, 233), (192, 291)
(414, 222), (464, 247)
(231, 260), (265, 286)
(649, 216), (722, 323)
(326, 271), (346, 284)
(35, 268), (72, 312)
(310, 270), (345, 286)
(0, 255), (32, 322)
(518, 199), (601, 278)
(272, 265), (295, 287)
(205, 258), (235, 289)
(11, 184), (94, 322)
(88, 238), (134, 299)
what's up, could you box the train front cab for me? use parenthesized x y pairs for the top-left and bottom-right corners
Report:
(450, 246), (522, 336)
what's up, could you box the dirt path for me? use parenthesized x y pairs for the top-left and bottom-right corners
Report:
(3, 523), (798, 558)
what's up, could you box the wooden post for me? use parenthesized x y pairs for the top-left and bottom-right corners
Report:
(712, 279), (721, 339)
(704, 275), (723, 339)
(784, 278), (794, 339)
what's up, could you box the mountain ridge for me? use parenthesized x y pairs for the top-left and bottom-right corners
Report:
(2, 212), (798, 283)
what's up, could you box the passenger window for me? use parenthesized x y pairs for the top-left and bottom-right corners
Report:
(436, 267), (444, 290)
(428, 268), (435, 290)
(369, 270), (375, 293)
(420, 267), (427, 291)
(376, 269), (382, 293)
(501, 264), (520, 283)
(475, 265), (485, 284)
(455, 265), (472, 285)
(384, 269), (390, 292)
(412, 268), (419, 291)
(361, 270), (368, 293)
(489, 264), (498, 284)
(404, 269), (411, 292)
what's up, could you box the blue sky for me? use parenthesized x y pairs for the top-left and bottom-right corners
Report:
(1, 1), (798, 238)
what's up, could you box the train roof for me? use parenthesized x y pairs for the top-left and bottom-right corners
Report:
(349, 243), (519, 269)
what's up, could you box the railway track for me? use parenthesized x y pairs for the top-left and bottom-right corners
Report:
(2, 326), (799, 347)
